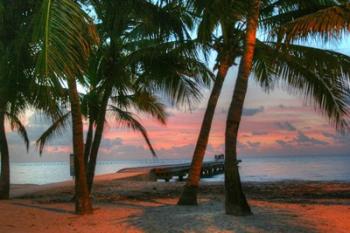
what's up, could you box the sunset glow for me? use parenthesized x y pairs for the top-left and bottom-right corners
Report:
(7, 67), (349, 163)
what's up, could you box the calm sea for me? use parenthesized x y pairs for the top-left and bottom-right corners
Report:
(8, 154), (350, 185)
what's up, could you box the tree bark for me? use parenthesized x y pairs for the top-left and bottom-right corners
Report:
(178, 58), (230, 205)
(67, 77), (93, 215)
(224, 0), (260, 216)
(0, 112), (10, 200)
(87, 87), (111, 193)
(84, 118), (94, 167)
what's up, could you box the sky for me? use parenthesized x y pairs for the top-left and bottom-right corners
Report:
(5, 40), (350, 163)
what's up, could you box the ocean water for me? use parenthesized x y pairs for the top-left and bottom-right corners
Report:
(8, 154), (350, 185)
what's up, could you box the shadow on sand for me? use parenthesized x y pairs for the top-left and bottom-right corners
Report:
(12, 202), (75, 215)
(120, 199), (317, 233)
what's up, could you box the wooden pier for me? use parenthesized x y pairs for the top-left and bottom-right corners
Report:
(119, 159), (229, 182)
(152, 160), (225, 182)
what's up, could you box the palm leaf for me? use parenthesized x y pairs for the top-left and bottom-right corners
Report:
(279, 3), (350, 42)
(112, 91), (168, 125)
(109, 105), (157, 157)
(131, 91), (167, 125)
(129, 40), (213, 108)
(260, 0), (338, 29)
(253, 41), (350, 130)
(36, 112), (71, 154)
(33, 0), (98, 81)
(5, 112), (30, 151)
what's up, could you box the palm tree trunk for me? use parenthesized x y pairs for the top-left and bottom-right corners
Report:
(224, 0), (260, 216)
(67, 77), (93, 215)
(0, 112), (10, 200)
(87, 87), (111, 193)
(84, 118), (94, 166)
(178, 57), (231, 205)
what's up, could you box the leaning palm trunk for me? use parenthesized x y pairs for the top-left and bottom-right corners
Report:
(87, 87), (111, 193)
(0, 112), (10, 200)
(67, 77), (93, 214)
(224, 0), (260, 216)
(178, 58), (231, 205)
(84, 119), (94, 166)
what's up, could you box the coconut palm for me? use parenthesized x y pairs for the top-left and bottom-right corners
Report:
(0, 1), (35, 199)
(178, 0), (247, 206)
(180, 0), (350, 213)
(224, 0), (350, 215)
(84, 84), (167, 192)
(0, 105), (30, 200)
(32, 0), (98, 214)
(78, 0), (212, 194)
(224, 0), (260, 216)
(35, 0), (212, 196)
(36, 78), (167, 191)
(178, 0), (258, 214)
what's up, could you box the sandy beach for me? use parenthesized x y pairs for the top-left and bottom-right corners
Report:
(1, 172), (349, 233)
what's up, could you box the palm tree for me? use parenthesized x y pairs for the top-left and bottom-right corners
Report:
(0, 1), (34, 200)
(178, 0), (246, 206)
(0, 108), (30, 200)
(36, 80), (168, 192)
(35, 0), (212, 196)
(224, 0), (260, 216)
(180, 0), (350, 210)
(224, 0), (350, 215)
(85, 87), (167, 192)
(32, 0), (98, 214)
(77, 0), (212, 194)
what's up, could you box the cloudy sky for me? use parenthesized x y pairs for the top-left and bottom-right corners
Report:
(6, 41), (350, 162)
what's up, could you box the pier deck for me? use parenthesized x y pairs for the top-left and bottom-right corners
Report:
(118, 159), (228, 182)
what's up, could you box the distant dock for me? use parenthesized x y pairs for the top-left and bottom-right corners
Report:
(118, 159), (228, 182)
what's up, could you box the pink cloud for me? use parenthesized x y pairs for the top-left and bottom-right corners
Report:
(9, 76), (350, 162)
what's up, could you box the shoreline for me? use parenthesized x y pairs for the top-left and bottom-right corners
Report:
(10, 169), (152, 198)
(10, 168), (350, 199)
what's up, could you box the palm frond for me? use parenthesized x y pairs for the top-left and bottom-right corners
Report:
(260, 0), (338, 29)
(36, 112), (71, 154)
(279, 3), (350, 42)
(127, 0), (193, 41)
(131, 91), (167, 124)
(109, 105), (157, 157)
(5, 112), (30, 151)
(253, 41), (350, 130)
(33, 0), (98, 81)
(194, 0), (246, 43)
(128, 39), (213, 108)
(112, 91), (168, 125)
